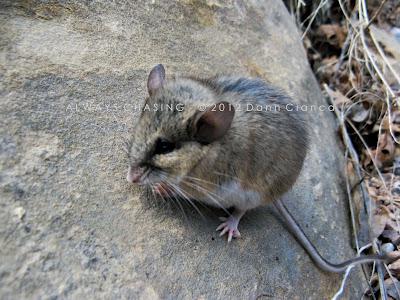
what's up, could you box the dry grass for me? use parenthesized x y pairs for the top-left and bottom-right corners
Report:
(287, 0), (400, 298)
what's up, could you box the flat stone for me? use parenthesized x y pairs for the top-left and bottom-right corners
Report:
(0, 0), (365, 298)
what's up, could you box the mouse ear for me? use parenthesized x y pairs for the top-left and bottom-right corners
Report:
(192, 102), (235, 144)
(147, 64), (166, 96)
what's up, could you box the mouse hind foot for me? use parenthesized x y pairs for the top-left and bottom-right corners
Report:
(216, 209), (246, 242)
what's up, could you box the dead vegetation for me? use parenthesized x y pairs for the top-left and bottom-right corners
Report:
(285, 0), (400, 298)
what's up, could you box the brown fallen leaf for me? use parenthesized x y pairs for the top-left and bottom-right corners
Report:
(381, 110), (400, 133)
(376, 131), (396, 166)
(393, 158), (400, 178)
(365, 132), (396, 169)
(393, 111), (400, 133)
(316, 24), (347, 48)
(382, 229), (400, 244)
(371, 206), (391, 238)
(316, 56), (338, 83)
(325, 85), (351, 108)
(366, 176), (386, 200)
(384, 277), (400, 300)
(370, 25), (400, 61)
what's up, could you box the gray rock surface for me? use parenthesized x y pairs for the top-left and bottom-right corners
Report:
(0, 0), (366, 299)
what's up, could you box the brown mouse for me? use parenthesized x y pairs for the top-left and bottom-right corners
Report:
(126, 64), (394, 273)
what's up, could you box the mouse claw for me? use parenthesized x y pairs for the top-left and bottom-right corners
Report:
(228, 231), (233, 242)
(219, 226), (229, 237)
(228, 229), (241, 242)
(216, 215), (241, 242)
(226, 228), (241, 242)
(228, 230), (238, 242)
(216, 223), (226, 231)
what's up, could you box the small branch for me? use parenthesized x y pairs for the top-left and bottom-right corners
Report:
(365, 0), (388, 29)
(332, 265), (354, 300)
(301, 0), (329, 40)
(373, 241), (388, 300)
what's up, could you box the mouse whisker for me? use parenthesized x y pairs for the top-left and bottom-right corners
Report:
(173, 186), (214, 214)
(148, 184), (159, 205)
(179, 179), (230, 215)
(183, 175), (234, 192)
(156, 178), (188, 221)
(164, 179), (205, 220)
(157, 171), (216, 215)
(161, 175), (216, 214)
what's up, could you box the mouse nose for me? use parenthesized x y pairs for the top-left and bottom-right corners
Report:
(127, 166), (146, 183)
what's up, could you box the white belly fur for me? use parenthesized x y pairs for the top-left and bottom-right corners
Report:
(199, 180), (262, 211)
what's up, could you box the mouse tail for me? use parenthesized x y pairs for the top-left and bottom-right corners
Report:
(273, 199), (397, 273)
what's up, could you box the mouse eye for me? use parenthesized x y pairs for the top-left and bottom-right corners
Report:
(154, 138), (175, 155)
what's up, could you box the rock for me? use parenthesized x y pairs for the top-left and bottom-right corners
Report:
(382, 243), (395, 254)
(0, 0), (366, 298)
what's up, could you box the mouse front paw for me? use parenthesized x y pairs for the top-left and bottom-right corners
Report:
(216, 216), (241, 242)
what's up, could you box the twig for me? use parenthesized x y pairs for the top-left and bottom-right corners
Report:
(358, 0), (397, 99)
(301, 0), (329, 40)
(368, 26), (400, 89)
(332, 265), (354, 300)
(344, 149), (360, 250)
(373, 241), (388, 300)
(384, 263), (400, 299)
(344, 116), (387, 189)
(325, 84), (378, 297)
(365, 0), (388, 29)
(325, 84), (373, 215)
(337, 0), (358, 31)
(332, 26), (352, 85)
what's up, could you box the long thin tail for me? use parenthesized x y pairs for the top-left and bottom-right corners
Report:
(273, 199), (394, 273)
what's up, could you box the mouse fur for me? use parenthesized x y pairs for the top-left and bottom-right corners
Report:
(127, 64), (308, 239)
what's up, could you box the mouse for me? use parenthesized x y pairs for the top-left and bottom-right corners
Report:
(126, 64), (395, 273)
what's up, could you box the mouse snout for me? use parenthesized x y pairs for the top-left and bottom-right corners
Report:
(127, 166), (146, 184)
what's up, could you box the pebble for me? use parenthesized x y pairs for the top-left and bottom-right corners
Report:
(381, 243), (395, 254)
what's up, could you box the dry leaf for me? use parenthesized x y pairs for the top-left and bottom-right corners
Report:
(365, 132), (396, 169)
(316, 56), (338, 82)
(382, 229), (400, 244)
(371, 207), (390, 238)
(366, 176), (386, 200)
(376, 132), (396, 165)
(389, 259), (400, 277)
(393, 111), (400, 132)
(392, 179), (400, 195)
(298, 1), (400, 293)
(316, 24), (347, 48)
(370, 25), (400, 61)
(394, 157), (400, 176)
(382, 111), (400, 133)
(384, 277), (400, 300)
(349, 103), (370, 123)
(325, 85), (351, 107)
